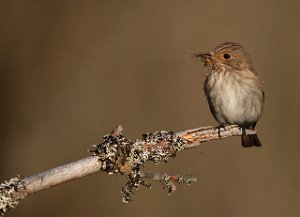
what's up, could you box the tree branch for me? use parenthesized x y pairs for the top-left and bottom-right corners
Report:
(0, 124), (256, 215)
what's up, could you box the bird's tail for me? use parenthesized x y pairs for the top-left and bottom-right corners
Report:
(241, 134), (262, 147)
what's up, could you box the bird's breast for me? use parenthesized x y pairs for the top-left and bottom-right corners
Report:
(205, 70), (264, 125)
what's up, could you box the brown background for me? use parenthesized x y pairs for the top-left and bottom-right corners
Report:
(1, 1), (299, 217)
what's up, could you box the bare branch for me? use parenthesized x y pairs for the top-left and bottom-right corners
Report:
(23, 156), (102, 194)
(0, 124), (256, 215)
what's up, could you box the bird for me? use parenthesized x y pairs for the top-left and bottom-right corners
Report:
(195, 42), (264, 147)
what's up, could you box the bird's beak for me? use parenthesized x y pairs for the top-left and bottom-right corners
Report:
(195, 53), (213, 68)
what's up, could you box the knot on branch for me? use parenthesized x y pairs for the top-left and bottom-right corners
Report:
(0, 176), (25, 216)
(90, 125), (193, 203)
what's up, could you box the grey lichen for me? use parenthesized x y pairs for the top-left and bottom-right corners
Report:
(152, 173), (197, 195)
(142, 130), (187, 162)
(90, 126), (196, 203)
(0, 176), (25, 216)
(90, 134), (132, 174)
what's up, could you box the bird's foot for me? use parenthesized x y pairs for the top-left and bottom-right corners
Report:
(214, 124), (227, 138)
(238, 125), (246, 135)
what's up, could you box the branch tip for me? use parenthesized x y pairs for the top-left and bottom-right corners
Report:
(0, 176), (26, 216)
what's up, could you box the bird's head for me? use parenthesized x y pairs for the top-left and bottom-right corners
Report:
(195, 42), (253, 71)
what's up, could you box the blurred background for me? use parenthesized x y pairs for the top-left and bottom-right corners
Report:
(1, 1), (299, 217)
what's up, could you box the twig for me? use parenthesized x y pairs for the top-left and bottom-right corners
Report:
(0, 124), (256, 215)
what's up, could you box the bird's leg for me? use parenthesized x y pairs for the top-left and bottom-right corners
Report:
(238, 124), (246, 135)
(214, 124), (227, 138)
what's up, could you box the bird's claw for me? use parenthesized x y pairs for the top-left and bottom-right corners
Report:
(214, 125), (227, 138)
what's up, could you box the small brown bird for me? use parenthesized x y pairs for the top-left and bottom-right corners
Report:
(196, 42), (264, 147)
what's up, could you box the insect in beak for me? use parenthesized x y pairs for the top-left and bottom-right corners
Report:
(193, 53), (213, 68)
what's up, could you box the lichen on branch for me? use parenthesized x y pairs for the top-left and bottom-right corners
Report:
(0, 176), (25, 216)
(90, 126), (194, 202)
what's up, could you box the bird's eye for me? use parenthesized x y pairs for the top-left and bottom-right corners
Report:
(223, 53), (230, 59)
